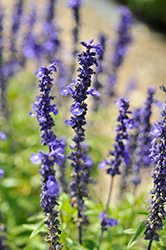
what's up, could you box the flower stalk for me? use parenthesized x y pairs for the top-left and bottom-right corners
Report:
(61, 38), (102, 244)
(30, 63), (64, 249)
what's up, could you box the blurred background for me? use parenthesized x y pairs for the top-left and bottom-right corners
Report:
(0, 0), (166, 249)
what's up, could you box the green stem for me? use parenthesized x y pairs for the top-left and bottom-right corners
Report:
(98, 176), (114, 250)
(105, 176), (114, 212)
(98, 230), (104, 250)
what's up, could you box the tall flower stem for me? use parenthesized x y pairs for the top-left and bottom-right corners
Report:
(98, 177), (114, 250)
(61, 38), (102, 244)
(144, 85), (166, 248)
(105, 176), (114, 212)
(131, 87), (156, 188)
(98, 98), (136, 248)
(30, 62), (64, 250)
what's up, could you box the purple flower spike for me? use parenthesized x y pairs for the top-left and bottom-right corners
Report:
(93, 32), (106, 111)
(98, 97), (136, 177)
(61, 39), (101, 243)
(108, 6), (133, 97)
(144, 87), (166, 245)
(30, 63), (64, 250)
(131, 87), (156, 186)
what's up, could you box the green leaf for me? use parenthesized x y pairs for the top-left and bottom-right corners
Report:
(27, 211), (43, 222)
(2, 178), (23, 187)
(127, 221), (146, 249)
(30, 222), (46, 238)
(126, 192), (135, 206)
(85, 210), (99, 216)
(119, 228), (136, 235)
(137, 211), (149, 215)
(22, 221), (46, 238)
(65, 237), (89, 250)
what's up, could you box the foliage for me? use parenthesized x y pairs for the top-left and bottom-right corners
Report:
(115, 0), (166, 30)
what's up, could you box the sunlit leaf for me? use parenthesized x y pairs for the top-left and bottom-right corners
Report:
(127, 221), (146, 249)
(65, 237), (89, 250)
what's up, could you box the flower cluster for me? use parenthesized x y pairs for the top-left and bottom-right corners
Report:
(30, 63), (64, 250)
(98, 213), (118, 232)
(108, 6), (133, 95)
(93, 32), (106, 111)
(67, 0), (82, 45)
(131, 87), (156, 186)
(57, 136), (68, 193)
(61, 39), (102, 242)
(119, 107), (141, 194)
(98, 97), (136, 177)
(144, 86), (166, 244)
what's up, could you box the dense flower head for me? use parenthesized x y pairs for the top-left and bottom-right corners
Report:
(61, 39), (101, 231)
(30, 63), (58, 144)
(57, 137), (68, 193)
(112, 6), (133, 69)
(98, 97), (136, 177)
(30, 63), (64, 249)
(144, 86), (166, 243)
(61, 38), (102, 137)
(131, 87), (156, 186)
(92, 32), (106, 111)
(108, 6), (133, 94)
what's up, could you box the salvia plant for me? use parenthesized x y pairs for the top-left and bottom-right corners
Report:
(108, 5), (133, 97)
(30, 63), (64, 249)
(0, 0), (165, 250)
(60, 38), (102, 244)
(144, 86), (166, 250)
